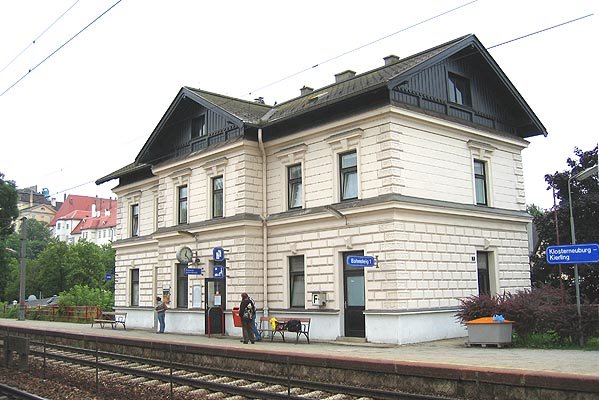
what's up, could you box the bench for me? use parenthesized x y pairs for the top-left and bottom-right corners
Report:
(91, 312), (127, 330)
(258, 316), (310, 343)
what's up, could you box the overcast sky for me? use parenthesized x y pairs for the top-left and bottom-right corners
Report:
(0, 0), (597, 209)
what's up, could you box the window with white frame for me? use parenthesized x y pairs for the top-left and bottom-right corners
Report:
(178, 185), (188, 224)
(340, 150), (358, 201)
(474, 159), (487, 206)
(130, 268), (139, 306)
(287, 164), (302, 209)
(212, 176), (223, 218)
(131, 204), (140, 237)
(448, 72), (472, 107)
(289, 255), (305, 308)
(191, 115), (206, 139)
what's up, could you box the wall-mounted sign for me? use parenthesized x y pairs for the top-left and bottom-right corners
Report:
(213, 265), (225, 278)
(346, 255), (377, 267)
(185, 267), (204, 275)
(213, 247), (225, 262)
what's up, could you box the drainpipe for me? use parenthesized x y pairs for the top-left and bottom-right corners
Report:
(258, 128), (269, 317)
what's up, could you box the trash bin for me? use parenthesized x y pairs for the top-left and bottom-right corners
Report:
(465, 316), (514, 347)
(232, 307), (242, 327)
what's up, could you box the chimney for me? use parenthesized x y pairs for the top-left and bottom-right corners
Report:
(51, 198), (56, 207)
(29, 189), (33, 207)
(300, 86), (314, 96)
(383, 55), (400, 66)
(334, 70), (356, 83)
(254, 97), (265, 104)
(91, 203), (97, 217)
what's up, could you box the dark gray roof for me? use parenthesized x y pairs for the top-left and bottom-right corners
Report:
(96, 162), (149, 185)
(184, 87), (271, 125)
(267, 35), (464, 124)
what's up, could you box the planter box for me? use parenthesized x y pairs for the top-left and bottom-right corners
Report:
(466, 317), (513, 347)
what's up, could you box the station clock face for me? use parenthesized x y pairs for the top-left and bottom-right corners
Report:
(176, 246), (194, 264)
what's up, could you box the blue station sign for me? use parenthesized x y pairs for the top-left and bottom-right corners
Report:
(213, 265), (225, 278)
(546, 244), (599, 264)
(105, 273), (113, 281)
(213, 247), (225, 262)
(346, 255), (377, 267)
(184, 267), (204, 275)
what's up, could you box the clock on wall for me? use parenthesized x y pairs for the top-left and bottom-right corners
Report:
(176, 246), (194, 264)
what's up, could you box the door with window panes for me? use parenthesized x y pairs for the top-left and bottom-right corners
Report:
(343, 251), (365, 337)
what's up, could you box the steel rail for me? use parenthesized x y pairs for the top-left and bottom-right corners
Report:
(0, 383), (49, 400)
(27, 341), (456, 400)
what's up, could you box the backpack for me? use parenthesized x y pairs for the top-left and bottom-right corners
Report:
(243, 302), (254, 320)
(286, 319), (301, 332)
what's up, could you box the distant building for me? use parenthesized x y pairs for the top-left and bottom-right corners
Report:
(49, 195), (117, 245)
(16, 186), (57, 227)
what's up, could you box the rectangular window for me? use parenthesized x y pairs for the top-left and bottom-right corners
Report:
(448, 72), (472, 106)
(212, 176), (223, 218)
(131, 204), (139, 237)
(474, 160), (487, 206)
(287, 164), (302, 209)
(289, 255), (305, 308)
(130, 269), (139, 306)
(340, 151), (358, 201)
(178, 185), (188, 224)
(191, 115), (206, 139)
(477, 251), (490, 296)
(176, 264), (189, 309)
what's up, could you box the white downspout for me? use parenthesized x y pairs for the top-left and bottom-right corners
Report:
(258, 128), (269, 316)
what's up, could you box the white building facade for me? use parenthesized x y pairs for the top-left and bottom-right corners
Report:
(97, 35), (546, 344)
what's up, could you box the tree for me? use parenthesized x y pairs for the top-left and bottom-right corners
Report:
(0, 172), (19, 300)
(530, 145), (599, 303)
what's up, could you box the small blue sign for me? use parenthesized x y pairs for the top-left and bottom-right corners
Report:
(184, 268), (204, 275)
(546, 244), (599, 264)
(346, 255), (376, 267)
(213, 265), (225, 278)
(105, 273), (113, 281)
(213, 247), (225, 262)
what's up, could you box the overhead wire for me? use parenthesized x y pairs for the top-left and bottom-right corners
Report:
(0, 0), (123, 97)
(0, 0), (81, 74)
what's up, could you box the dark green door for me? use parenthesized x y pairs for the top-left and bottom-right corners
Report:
(204, 278), (226, 335)
(343, 251), (365, 337)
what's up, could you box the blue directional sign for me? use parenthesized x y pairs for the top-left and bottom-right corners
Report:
(105, 273), (113, 281)
(213, 247), (225, 262)
(346, 255), (377, 267)
(546, 244), (599, 264)
(213, 265), (225, 278)
(184, 268), (204, 275)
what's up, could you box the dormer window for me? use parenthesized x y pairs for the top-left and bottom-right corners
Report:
(191, 115), (206, 139)
(448, 72), (472, 107)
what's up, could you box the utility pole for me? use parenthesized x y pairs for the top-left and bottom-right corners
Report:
(18, 217), (27, 321)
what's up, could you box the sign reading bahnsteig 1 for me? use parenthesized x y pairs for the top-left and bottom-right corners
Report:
(546, 244), (599, 264)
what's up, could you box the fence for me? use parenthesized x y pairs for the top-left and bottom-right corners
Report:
(22, 305), (103, 323)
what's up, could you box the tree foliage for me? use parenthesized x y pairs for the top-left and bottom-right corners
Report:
(58, 284), (114, 311)
(0, 172), (19, 300)
(530, 145), (599, 303)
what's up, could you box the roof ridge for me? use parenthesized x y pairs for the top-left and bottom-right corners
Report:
(184, 87), (273, 108)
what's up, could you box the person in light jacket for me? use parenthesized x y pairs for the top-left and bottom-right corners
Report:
(155, 296), (168, 333)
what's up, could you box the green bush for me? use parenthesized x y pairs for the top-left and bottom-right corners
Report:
(456, 286), (599, 346)
(58, 284), (114, 311)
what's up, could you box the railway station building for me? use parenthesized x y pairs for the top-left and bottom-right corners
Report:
(96, 34), (546, 344)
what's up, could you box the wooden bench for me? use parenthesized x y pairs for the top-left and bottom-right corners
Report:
(91, 312), (127, 330)
(258, 316), (310, 343)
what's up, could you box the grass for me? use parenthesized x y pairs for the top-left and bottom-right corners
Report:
(513, 331), (599, 350)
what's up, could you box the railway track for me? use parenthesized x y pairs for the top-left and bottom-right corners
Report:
(21, 341), (457, 400)
(0, 384), (49, 400)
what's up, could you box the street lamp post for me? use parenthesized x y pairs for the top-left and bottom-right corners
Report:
(18, 217), (28, 321)
(567, 165), (598, 345)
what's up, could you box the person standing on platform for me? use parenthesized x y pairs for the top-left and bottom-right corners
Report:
(239, 293), (255, 344)
(155, 296), (168, 333)
(249, 295), (262, 341)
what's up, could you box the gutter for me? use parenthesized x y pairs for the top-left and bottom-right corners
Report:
(258, 128), (269, 317)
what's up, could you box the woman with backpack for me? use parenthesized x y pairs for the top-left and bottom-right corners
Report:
(239, 293), (255, 344)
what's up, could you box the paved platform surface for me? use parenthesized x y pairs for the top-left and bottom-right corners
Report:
(1, 318), (597, 378)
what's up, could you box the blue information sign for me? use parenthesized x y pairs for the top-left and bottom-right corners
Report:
(213, 247), (225, 262)
(184, 268), (204, 275)
(346, 255), (376, 267)
(546, 244), (599, 264)
(213, 265), (225, 278)
(105, 273), (112, 281)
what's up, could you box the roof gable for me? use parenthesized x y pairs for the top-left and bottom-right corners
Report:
(50, 195), (115, 226)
